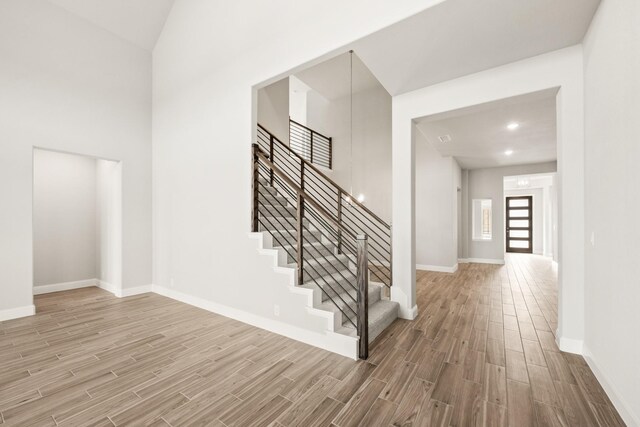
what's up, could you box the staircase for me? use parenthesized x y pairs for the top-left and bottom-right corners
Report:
(251, 124), (398, 359)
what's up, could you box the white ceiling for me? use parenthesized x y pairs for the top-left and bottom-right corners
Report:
(46, 0), (174, 51)
(294, 52), (384, 100)
(353, 0), (600, 95)
(416, 89), (558, 170)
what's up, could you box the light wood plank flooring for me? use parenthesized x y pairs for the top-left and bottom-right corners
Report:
(0, 254), (625, 426)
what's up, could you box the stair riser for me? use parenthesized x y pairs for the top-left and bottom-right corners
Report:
(337, 300), (400, 344)
(319, 286), (382, 317)
(259, 231), (328, 251)
(320, 283), (382, 307)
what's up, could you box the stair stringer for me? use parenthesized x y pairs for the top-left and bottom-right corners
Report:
(248, 231), (359, 359)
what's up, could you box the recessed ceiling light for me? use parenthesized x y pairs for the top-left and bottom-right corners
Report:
(505, 150), (514, 156)
(357, 194), (365, 203)
(507, 122), (519, 130)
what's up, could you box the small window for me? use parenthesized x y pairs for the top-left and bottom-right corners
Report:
(473, 199), (492, 241)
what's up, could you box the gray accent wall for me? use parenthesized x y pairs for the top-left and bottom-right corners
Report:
(462, 162), (557, 262)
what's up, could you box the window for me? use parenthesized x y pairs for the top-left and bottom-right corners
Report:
(472, 199), (492, 241)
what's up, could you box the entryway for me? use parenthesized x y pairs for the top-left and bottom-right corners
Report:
(506, 195), (533, 253)
(32, 148), (122, 306)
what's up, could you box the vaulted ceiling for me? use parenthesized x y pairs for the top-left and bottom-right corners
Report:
(46, 0), (174, 51)
(294, 52), (384, 100)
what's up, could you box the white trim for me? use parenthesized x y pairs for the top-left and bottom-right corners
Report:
(398, 304), (418, 321)
(97, 280), (117, 294)
(117, 285), (153, 298)
(152, 284), (358, 359)
(556, 334), (584, 354)
(0, 305), (35, 321)
(96, 281), (151, 298)
(33, 278), (98, 295)
(458, 258), (505, 265)
(583, 345), (640, 427)
(416, 264), (458, 273)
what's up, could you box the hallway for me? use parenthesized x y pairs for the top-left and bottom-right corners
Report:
(0, 256), (624, 426)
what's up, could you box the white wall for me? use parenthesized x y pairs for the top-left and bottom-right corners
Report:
(33, 150), (97, 287)
(392, 46), (585, 344)
(317, 87), (392, 222)
(260, 67), (393, 223)
(0, 0), (152, 318)
(289, 75), (314, 128)
(257, 77), (290, 144)
(583, 0), (640, 424)
(464, 163), (557, 261)
(415, 126), (460, 270)
(152, 0), (440, 338)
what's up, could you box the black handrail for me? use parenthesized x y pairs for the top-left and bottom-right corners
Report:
(258, 124), (390, 230)
(257, 124), (392, 288)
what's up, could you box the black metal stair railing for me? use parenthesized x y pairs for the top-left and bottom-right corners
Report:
(289, 118), (332, 169)
(252, 143), (370, 358)
(257, 124), (392, 289)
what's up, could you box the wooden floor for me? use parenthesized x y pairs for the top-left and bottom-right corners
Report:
(0, 255), (625, 426)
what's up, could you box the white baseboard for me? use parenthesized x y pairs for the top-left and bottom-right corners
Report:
(117, 285), (153, 298)
(96, 281), (151, 298)
(458, 258), (505, 265)
(397, 304), (418, 321)
(416, 264), (458, 273)
(556, 335), (584, 354)
(583, 345), (640, 427)
(33, 278), (98, 295)
(97, 280), (117, 294)
(0, 305), (35, 322)
(152, 284), (358, 359)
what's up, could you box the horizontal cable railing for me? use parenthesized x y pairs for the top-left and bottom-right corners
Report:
(257, 124), (392, 289)
(289, 118), (332, 169)
(253, 143), (369, 358)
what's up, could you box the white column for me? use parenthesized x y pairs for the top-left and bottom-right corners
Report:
(391, 105), (417, 319)
(555, 76), (585, 353)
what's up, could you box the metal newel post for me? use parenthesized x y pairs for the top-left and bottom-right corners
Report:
(252, 144), (259, 233)
(269, 135), (275, 186)
(296, 193), (304, 286)
(337, 190), (343, 254)
(356, 234), (369, 359)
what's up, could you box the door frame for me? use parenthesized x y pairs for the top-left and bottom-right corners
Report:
(505, 195), (533, 254)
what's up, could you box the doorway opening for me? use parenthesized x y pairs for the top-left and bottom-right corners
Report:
(506, 196), (533, 253)
(503, 172), (558, 260)
(32, 148), (122, 307)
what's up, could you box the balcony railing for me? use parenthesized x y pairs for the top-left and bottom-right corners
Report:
(289, 119), (332, 169)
